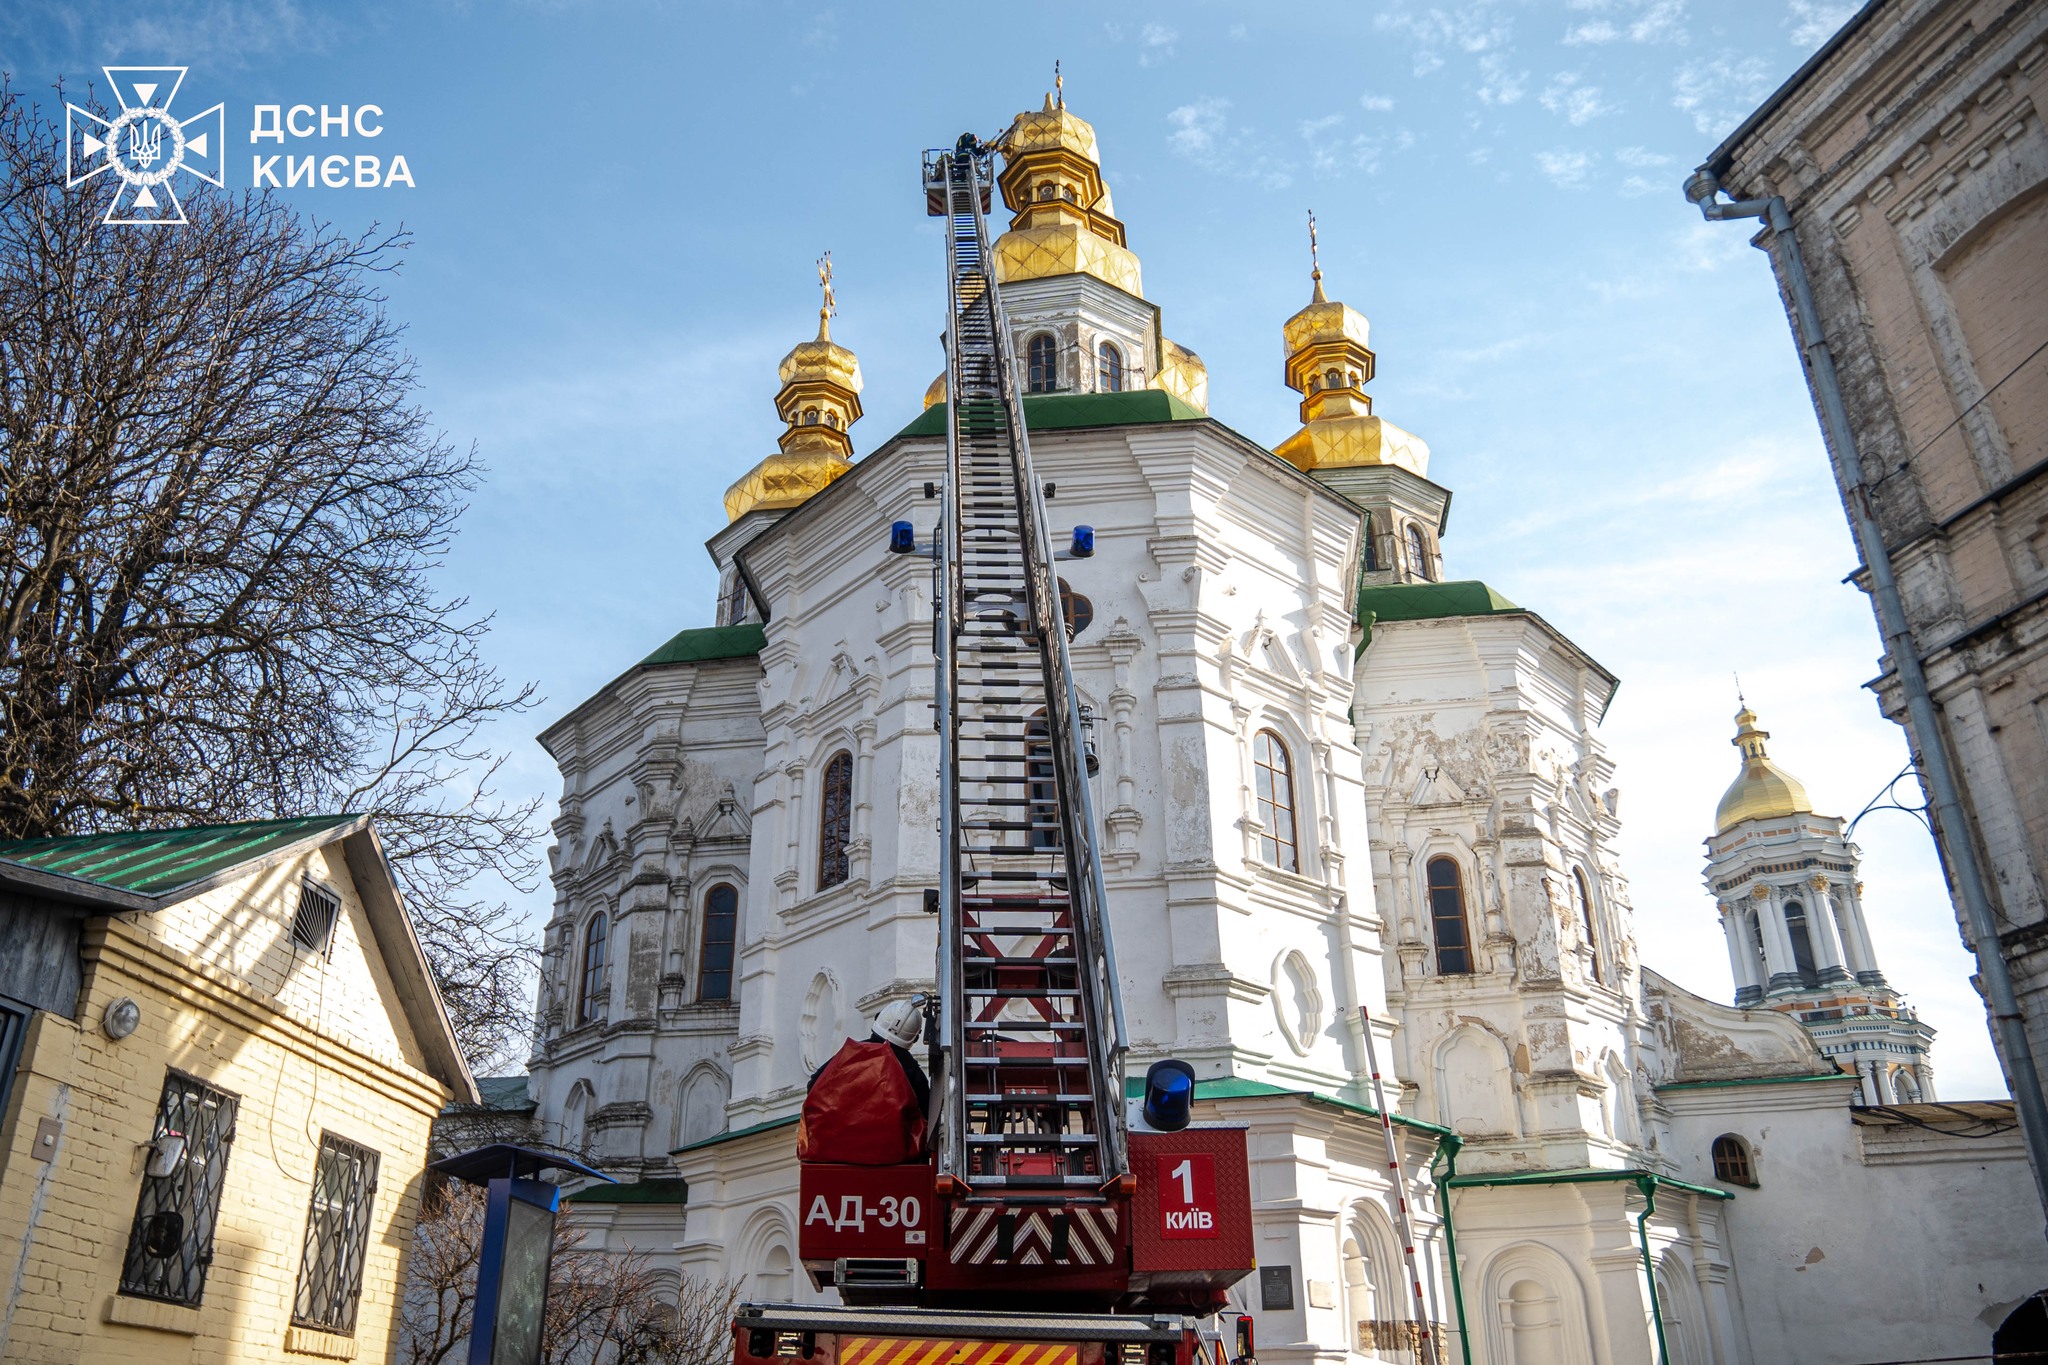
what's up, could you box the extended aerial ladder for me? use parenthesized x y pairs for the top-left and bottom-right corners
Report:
(746, 131), (1257, 1365)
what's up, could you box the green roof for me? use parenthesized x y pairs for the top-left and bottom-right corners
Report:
(641, 622), (768, 667)
(670, 1112), (799, 1157)
(894, 390), (1207, 441)
(0, 815), (362, 898)
(1355, 579), (1520, 653)
(472, 1075), (534, 1111)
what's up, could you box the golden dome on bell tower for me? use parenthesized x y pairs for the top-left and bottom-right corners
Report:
(991, 74), (1144, 297)
(1715, 704), (1817, 833)
(724, 254), (864, 522)
(1273, 215), (1431, 477)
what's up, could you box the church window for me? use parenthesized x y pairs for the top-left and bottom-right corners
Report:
(1783, 900), (1820, 989)
(1027, 713), (1061, 851)
(1710, 1134), (1756, 1186)
(1252, 729), (1299, 872)
(1324, 367), (1341, 389)
(1362, 512), (1380, 571)
(1039, 184), (1056, 200)
(1061, 185), (1076, 202)
(1406, 524), (1433, 581)
(698, 884), (739, 1002)
(1098, 341), (1124, 393)
(719, 572), (748, 626)
(1347, 370), (1360, 387)
(819, 751), (854, 889)
(1428, 857), (1472, 975)
(1745, 908), (1768, 986)
(1574, 867), (1602, 984)
(1027, 334), (1057, 393)
(824, 411), (839, 430)
(803, 408), (819, 426)
(578, 913), (609, 1025)
(1057, 579), (1094, 638)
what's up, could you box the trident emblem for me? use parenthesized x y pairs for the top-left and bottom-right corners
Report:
(128, 120), (164, 170)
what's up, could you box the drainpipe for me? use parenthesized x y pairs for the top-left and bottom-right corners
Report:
(1684, 170), (2048, 1217)
(1428, 1136), (1473, 1365)
(1633, 1177), (1672, 1365)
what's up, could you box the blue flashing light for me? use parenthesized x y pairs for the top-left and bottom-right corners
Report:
(1143, 1059), (1195, 1132)
(1069, 525), (1095, 558)
(889, 521), (918, 555)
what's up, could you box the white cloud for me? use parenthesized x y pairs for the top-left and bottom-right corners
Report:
(1166, 98), (1293, 189)
(1672, 54), (1774, 136)
(1228, 21), (1247, 39)
(1300, 113), (1345, 137)
(1541, 73), (1616, 125)
(1537, 148), (1594, 188)
(1140, 21), (1178, 67)
(1616, 145), (1674, 167)
(1788, 0), (1859, 48)
(1360, 92), (1396, 112)
(1565, 20), (1620, 44)
(1564, 0), (1686, 45)
(1620, 174), (1662, 197)
(1477, 52), (1528, 105)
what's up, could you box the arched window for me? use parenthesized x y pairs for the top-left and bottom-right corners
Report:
(1252, 729), (1299, 872)
(824, 411), (839, 429)
(1427, 857), (1472, 975)
(1406, 523), (1432, 580)
(818, 751), (853, 889)
(1710, 1134), (1756, 1186)
(1783, 899), (1819, 989)
(1324, 367), (1341, 389)
(1098, 341), (1124, 393)
(578, 914), (609, 1025)
(1027, 713), (1062, 851)
(719, 572), (748, 627)
(1745, 907), (1769, 987)
(698, 884), (739, 1002)
(1027, 334), (1057, 393)
(1362, 511), (1379, 572)
(802, 408), (819, 425)
(1574, 867), (1602, 984)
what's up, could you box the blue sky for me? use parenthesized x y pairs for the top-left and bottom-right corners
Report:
(6, 0), (2003, 1096)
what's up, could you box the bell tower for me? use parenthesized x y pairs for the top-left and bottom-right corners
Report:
(1702, 703), (1938, 1104)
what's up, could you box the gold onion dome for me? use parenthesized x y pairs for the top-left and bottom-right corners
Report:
(1715, 706), (1816, 833)
(992, 89), (1143, 296)
(1273, 220), (1430, 477)
(724, 256), (864, 522)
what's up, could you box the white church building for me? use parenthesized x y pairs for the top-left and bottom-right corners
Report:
(517, 93), (2047, 1365)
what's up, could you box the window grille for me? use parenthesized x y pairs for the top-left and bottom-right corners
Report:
(578, 915), (609, 1025)
(1428, 858), (1473, 975)
(1711, 1134), (1756, 1186)
(1253, 730), (1300, 872)
(1406, 523), (1433, 581)
(819, 751), (854, 889)
(699, 884), (739, 1002)
(292, 881), (341, 956)
(293, 1134), (380, 1335)
(719, 573), (749, 626)
(120, 1072), (239, 1307)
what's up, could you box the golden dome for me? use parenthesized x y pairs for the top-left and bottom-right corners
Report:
(1715, 706), (1816, 833)
(923, 371), (948, 410)
(991, 91), (1142, 296)
(726, 260), (863, 522)
(1275, 240), (1425, 474)
(1154, 339), (1208, 412)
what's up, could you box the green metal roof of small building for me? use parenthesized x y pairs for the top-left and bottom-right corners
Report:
(640, 621), (768, 667)
(894, 389), (1207, 441)
(0, 814), (362, 897)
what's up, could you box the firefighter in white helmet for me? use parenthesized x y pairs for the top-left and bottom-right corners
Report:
(808, 997), (932, 1115)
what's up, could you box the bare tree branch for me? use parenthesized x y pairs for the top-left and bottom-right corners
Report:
(0, 78), (542, 1066)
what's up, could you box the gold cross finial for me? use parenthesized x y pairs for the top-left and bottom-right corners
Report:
(1055, 59), (1063, 109)
(816, 251), (836, 339)
(1734, 671), (1745, 708)
(1308, 210), (1326, 302)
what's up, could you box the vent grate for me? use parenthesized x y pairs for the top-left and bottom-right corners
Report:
(292, 883), (340, 956)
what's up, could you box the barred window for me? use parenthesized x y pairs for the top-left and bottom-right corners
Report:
(292, 881), (340, 956)
(1253, 729), (1299, 873)
(121, 1072), (239, 1307)
(719, 572), (749, 626)
(819, 750), (854, 890)
(699, 884), (739, 1002)
(1711, 1134), (1756, 1186)
(293, 1135), (380, 1335)
(1406, 523), (1432, 581)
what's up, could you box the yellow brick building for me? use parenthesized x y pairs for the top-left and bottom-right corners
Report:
(0, 816), (476, 1363)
